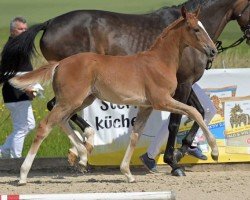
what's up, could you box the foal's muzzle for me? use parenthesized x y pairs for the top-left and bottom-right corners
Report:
(205, 46), (217, 59)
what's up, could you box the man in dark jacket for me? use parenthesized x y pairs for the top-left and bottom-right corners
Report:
(0, 17), (36, 158)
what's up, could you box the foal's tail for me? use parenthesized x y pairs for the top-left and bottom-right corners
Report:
(0, 21), (50, 84)
(9, 63), (59, 91)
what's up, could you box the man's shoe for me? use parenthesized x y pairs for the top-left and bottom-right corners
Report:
(139, 153), (158, 173)
(187, 147), (207, 160)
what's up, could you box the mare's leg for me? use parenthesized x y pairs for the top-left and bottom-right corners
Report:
(163, 84), (192, 176)
(155, 96), (218, 163)
(120, 107), (153, 183)
(19, 105), (75, 185)
(164, 113), (185, 176)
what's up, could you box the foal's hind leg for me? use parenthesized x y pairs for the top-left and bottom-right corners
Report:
(120, 107), (153, 183)
(48, 98), (90, 137)
(59, 121), (90, 169)
(67, 96), (96, 167)
(19, 106), (70, 185)
(47, 97), (94, 167)
(154, 96), (218, 161)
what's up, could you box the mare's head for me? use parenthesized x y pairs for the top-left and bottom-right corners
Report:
(181, 7), (217, 59)
(232, 0), (250, 45)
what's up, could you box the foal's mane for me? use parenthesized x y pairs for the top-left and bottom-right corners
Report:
(148, 17), (184, 51)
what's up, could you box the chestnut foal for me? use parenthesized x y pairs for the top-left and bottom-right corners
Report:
(10, 7), (218, 184)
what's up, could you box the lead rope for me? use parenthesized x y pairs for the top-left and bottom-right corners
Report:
(215, 35), (247, 54)
(206, 2), (250, 70)
(206, 34), (247, 70)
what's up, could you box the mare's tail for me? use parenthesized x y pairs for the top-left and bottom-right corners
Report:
(0, 21), (50, 84)
(9, 63), (59, 91)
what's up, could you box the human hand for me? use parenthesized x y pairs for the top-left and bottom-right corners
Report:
(24, 88), (36, 100)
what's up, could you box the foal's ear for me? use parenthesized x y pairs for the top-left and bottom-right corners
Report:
(194, 5), (201, 17)
(181, 6), (187, 19)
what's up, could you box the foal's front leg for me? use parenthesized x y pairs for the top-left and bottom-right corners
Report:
(155, 96), (218, 163)
(120, 107), (153, 183)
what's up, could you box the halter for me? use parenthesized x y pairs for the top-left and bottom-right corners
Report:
(237, 2), (250, 17)
(215, 2), (250, 54)
(206, 2), (250, 69)
(235, 2), (250, 39)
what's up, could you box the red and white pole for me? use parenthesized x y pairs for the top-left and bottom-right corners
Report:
(0, 191), (175, 200)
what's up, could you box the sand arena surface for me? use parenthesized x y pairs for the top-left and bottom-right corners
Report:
(0, 164), (249, 200)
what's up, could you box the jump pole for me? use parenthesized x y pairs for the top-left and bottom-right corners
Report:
(0, 191), (175, 200)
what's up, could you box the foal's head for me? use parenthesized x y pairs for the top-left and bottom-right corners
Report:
(181, 7), (217, 59)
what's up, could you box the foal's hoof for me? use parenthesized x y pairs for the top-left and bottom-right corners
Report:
(127, 176), (136, 183)
(18, 180), (27, 186)
(171, 168), (186, 176)
(68, 150), (78, 166)
(211, 153), (219, 161)
(77, 161), (89, 173)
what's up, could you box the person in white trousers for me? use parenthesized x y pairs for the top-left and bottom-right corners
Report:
(0, 17), (36, 158)
(140, 83), (216, 172)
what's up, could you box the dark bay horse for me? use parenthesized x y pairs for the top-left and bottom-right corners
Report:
(9, 8), (218, 184)
(0, 0), (249, 176)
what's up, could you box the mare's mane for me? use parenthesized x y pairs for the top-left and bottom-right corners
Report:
(158, 0), (222, 13)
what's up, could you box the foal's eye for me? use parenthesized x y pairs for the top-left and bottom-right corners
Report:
(194, 28), (200, 32)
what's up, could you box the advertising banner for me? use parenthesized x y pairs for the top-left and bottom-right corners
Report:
(223, 96), (250, 155)
(82, 69), (250, 165)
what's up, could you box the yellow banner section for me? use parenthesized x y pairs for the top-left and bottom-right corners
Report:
(89, 147), (150, 166)
(176, 147), (250, 164)
(88, 146), (250, 166)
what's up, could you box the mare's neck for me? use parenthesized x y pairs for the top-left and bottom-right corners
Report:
(157, 0), (236, 40)
(198, 0), (236, 40)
